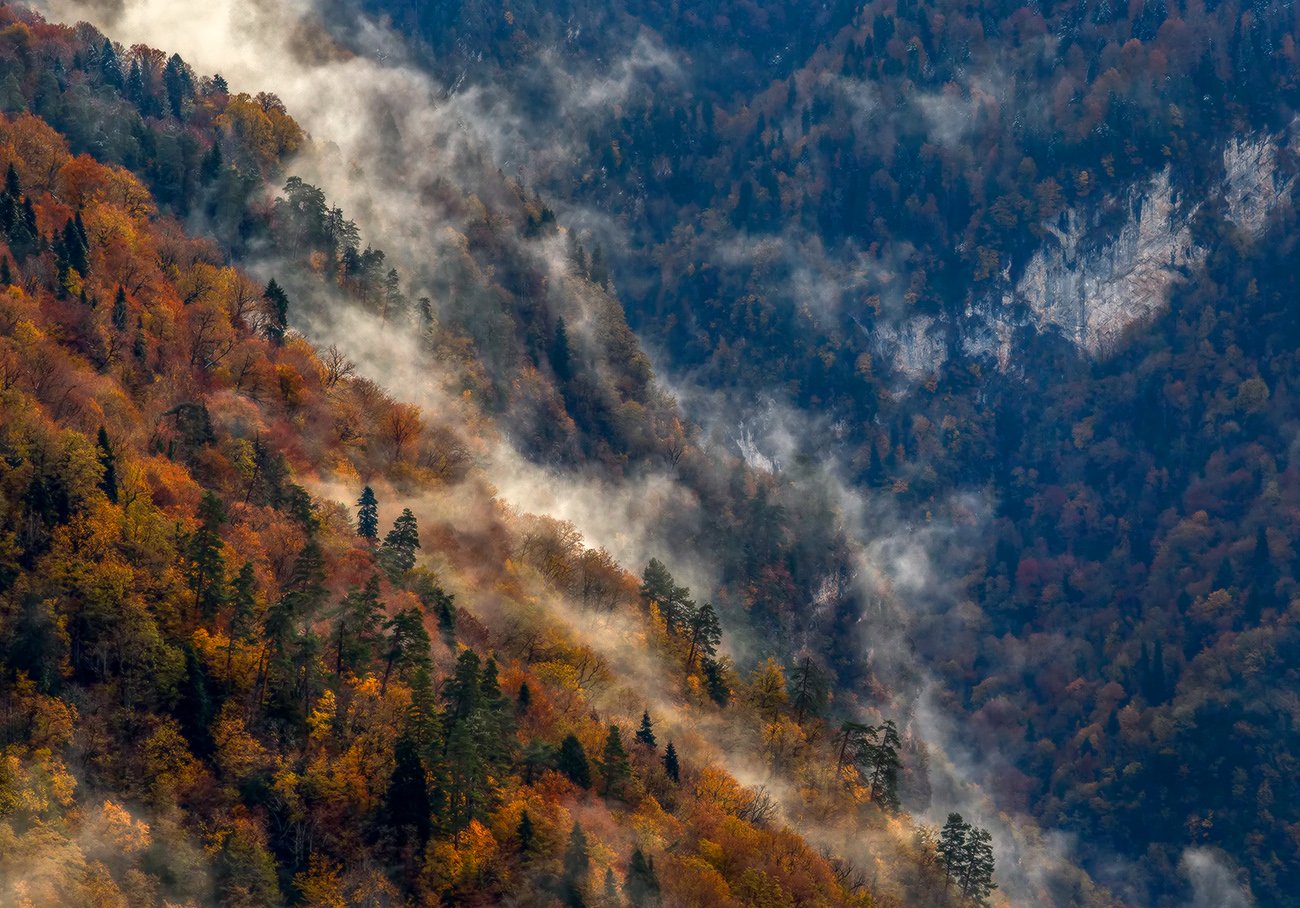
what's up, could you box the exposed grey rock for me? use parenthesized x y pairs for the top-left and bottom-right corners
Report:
(872, 122), (1298, 379)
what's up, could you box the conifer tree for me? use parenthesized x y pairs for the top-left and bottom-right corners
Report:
(639, 559), (692, 633)
(200, 142), (222, 182)
(562, 823), (590, 908)
(434, 588), (456, 643)
(625, 847), (661, 906)
(520, 739), (554, 785)
(283, 538), (328, 616)
(789, 656), (829, 724)
(226, 561), (257, 677)
(702, 656), (731, 706)
(262, 279), (290, 345)
(383, 728), (432, 848)
(600, 724), (631, 797)
(443, 648), (481, 723)
(551, 316), (573, 382)
(635, 710), (656, 749)
(100, 39), (123, 89)
(125, 58), (145, 108)
(938, 813), (970, 889)
(163, 53), (192, 117)
(662, 741), (680, 783)
(589, 243), (610, 288)
(188, 491), (227, 619)
(334, 574), (384, 676)
(684, 600), (722, 668)
(411, 573), (456, 644)
(834, 720), (872, 776)
(479, 656), (516, 770)
(96, 427), (118, 504)
(61, 218), (88, 275)
(356, 485), (379, 541)
(517, 809), (534, 853)
(381, 268), (406, 324)
(960, 826), (997, 906)
(379, 508), (420, 579)
(416, 296), (435, 341)
(381, 606), (431, 694)
(407, 666), (441, 759)
(863, 719), (902, 813)
(261, 541), (326, 713)
(557, 734), (592, 789)
(439, 649), (506, 833)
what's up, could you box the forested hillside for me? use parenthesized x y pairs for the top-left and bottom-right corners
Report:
(3, 0), (1297, 904)
(343, 0), (1300, 903)
(0, 10), (1027, 908)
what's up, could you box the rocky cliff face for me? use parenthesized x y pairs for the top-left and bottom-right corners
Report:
(1001, 166), (1203, 356)
(876, 122), (1299, 379)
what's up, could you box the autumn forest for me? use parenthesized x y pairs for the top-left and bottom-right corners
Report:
(0, 0), (1295, 906)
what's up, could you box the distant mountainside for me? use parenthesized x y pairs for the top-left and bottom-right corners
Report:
(349, 0), (1300, 903)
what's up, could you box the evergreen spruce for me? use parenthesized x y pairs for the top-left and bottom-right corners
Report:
(95, 427), (118, 503)
(100, 39), (124, 89)
(635, 710), (656, 749)
(379, 508), (420, 578)
(557, 734), (592, 789)
(938, 813), (969, 888)
(381, 606), (431, 694)
(662, 741), (680, 783)
(188, 491), (227, 619)
(125, 58), (145, 108)
(200, 141), (223, 182)
(551, 316), (573, 382)
(600, 724), (631, 797)
(262, 278), (290, 345)
(356, 485), (379, 541)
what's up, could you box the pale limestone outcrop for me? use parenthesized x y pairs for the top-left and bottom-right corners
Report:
(873, 124), (1298, 379)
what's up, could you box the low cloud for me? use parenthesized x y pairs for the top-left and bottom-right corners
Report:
(1181, 847), (1254, 908)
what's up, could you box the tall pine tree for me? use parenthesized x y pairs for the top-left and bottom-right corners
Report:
(356, 485), (379, 541)
(379, 508), (420, 579)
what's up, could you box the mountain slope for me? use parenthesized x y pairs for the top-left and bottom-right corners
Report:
(0, 12), (1035, 908)
(327, 0), (1300, 902)
(11, 0), (1297, 903)
(0, 103), (871, 907)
